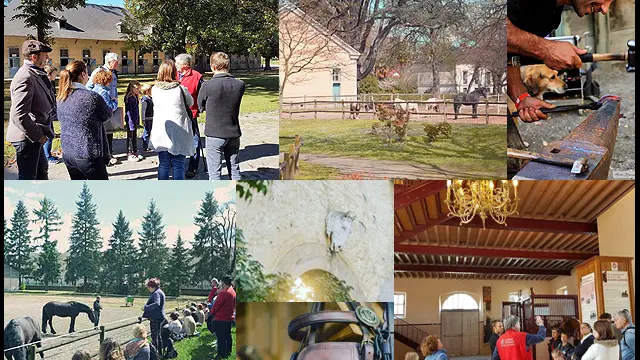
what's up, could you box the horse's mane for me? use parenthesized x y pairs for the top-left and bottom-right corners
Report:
(69, 301), (91, 311)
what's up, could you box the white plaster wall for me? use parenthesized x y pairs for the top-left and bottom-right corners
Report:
(597, 188), (635, 279)
(237, 180), (394, 302)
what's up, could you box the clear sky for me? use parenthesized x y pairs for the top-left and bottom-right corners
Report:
(4, 181), (236, 253)
(88, 0), (124, 6)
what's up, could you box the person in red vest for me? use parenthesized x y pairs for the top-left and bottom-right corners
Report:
(493, 315), (546, 360)
(207, 278), (219, 304)
(175, 53), (204, 178)
(209, 275), (236, 360)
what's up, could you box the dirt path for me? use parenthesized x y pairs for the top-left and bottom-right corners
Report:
(4, 112), (279, 180)
(291, 153), (504, 179)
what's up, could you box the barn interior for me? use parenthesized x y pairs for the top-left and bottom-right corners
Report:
(393, 180), (636, 360)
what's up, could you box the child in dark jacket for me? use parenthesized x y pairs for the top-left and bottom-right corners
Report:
(140, 83), (154, 152)
(124, 80), (144, 161)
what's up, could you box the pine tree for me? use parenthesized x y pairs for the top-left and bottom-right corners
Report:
(33, 197), (63, 289)
(192, 192), (230, 283)
(65, 183), (102, 291)
(7, 201), (35, 287)
(103, 210), (139, 294)
(166, 232), (192, 296)
(4, 218), (11, 264)
(138, 200), (168, 282)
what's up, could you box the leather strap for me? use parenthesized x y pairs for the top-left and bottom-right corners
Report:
(288, 311), (361, 342)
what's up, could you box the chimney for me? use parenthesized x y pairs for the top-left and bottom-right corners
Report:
(58, 16), (67, 29)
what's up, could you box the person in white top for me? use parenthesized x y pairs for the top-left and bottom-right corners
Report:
(166, 311), (183, 339)
(581, 320), (620, 360)
(149, 59), (195, 180)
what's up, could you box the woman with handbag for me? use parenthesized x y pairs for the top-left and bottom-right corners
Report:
(56, 60), (111, 180)
(149, 60), (195, 180)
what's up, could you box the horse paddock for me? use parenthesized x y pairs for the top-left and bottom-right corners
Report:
(4, 292), (203, 359)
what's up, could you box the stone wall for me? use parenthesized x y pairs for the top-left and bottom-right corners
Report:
(237, 180), (394, 302)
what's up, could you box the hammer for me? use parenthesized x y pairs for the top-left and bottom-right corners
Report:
(579, 39), (635, 72)
(507, 148), (589, 174)
(510, 94), (621, 117)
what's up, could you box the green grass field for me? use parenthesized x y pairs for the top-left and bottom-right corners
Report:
(3, 70), (278, 164)
(280, 119), (507, 179)
(173, 324), (236, 360)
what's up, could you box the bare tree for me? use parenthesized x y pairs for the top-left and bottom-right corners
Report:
(219, 204), (236, 276)
(279, 6), (352, 101)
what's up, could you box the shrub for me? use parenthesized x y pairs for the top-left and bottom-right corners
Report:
(371, 122), (381, 135)
(358, 74), (382, 94)
(423, 124), (439, 143)
(20, 283), (27, 291)
(374, 105), (410, 143)
(435, 122), (452, 138)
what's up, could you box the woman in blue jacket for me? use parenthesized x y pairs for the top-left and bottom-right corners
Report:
(142, 278), (165, 353)
(421, 335), (449, 360)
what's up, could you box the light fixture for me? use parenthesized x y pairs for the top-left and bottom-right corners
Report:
(445, 180), (519, 229)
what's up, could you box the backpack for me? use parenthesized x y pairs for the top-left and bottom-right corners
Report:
(622, 325), (635, 355)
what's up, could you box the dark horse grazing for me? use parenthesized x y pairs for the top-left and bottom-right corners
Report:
(453, 87), (488, 119)
(4, 316), (44, 360)
(42, 301), (96, 334)
(560, 316), (581, 346)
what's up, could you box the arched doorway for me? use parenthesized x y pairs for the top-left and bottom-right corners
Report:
(440, 292), (480, 356)
(292, 269), (355, 301)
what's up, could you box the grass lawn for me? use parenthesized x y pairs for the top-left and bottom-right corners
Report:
(3, 71), (277, 164)
(173, 324), (235, 360)
(280, 119), (507, 178)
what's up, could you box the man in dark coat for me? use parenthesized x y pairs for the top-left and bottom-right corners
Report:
(490, 320), (505, 357)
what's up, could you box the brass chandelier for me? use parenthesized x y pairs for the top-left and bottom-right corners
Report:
(444, 180), (520, 229)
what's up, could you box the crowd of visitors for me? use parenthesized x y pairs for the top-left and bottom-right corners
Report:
(8, 39), (246, 180)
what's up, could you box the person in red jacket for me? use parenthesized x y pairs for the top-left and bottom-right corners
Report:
(210, 275), (236, 360)
(207, 278), (219, 304)
(175, 53), (204, 178)
(493, 315), (546, 360)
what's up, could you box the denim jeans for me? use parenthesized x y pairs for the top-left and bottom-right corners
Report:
(11, 140), (48, 180)
(206, 137), (240, 180)
(142, 120), (153, 150)
(157, 151), (186, 180)
(43, 134), (55, 160)
(188, 133), (201, 173)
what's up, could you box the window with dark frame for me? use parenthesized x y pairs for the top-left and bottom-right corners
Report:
(138, 54), (144, 67)
(103, 50), (109, 64)
(60, 49), (69, 67)
(153, 51), (159, 66)
(332, 68), (341, 82)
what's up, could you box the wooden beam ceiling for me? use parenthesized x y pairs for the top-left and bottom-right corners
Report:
(395, 245), (597, 261)
(394, 264), (572, 276)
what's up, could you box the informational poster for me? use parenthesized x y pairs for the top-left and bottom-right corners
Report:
(603, 271), (631, 315)
(580, 273), (598, 326)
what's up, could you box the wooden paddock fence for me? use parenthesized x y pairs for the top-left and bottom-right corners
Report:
(281, 93), (508, 103)
(24, 317), (149, 360)
(280, 98), (508, 124)
(279, 135), (303, 180)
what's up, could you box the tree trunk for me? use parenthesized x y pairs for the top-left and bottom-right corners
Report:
(431, 60), (440, 95)
(37, 0), (46, 43)
(134, 49), (138, 75)
(264, 57), (272, 71)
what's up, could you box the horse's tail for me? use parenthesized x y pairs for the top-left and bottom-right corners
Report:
(41, 305), (48, 333)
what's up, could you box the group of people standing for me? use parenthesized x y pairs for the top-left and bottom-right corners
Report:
(140, 276), (236, 360)
(487, 311), (635, 360)
(8, 39), (245, 180)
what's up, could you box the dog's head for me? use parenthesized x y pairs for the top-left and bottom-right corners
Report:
(521, 65), (567, 97)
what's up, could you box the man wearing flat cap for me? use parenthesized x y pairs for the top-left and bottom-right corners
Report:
(7, 39), (57, 180)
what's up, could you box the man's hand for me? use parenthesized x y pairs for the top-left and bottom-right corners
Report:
(38, 134), (48, 144)
(517, 97), (555, 123)
(535, 315), (544, 326)
(543, 41), (588, 70)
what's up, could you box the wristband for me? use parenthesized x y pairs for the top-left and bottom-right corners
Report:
(515, 93), (530, 107)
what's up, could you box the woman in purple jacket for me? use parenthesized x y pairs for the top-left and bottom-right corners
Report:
(124, 80), (144, 162)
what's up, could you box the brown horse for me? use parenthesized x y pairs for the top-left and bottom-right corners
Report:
(559, 316), (581, 346)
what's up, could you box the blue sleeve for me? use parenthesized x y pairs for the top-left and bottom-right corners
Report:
(626, 329), (635, 354)
(492, 345), (501, 360)
(526, 326), (547, 347)
(144, 292), (161, 313)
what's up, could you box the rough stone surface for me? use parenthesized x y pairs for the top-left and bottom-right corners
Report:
(237, 180), (394, 302)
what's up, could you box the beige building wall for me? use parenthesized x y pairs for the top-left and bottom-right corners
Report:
(237, 180), (394, 302)
(394, 278), (555, 360)
(550, 271), (579, 296)
(5, 35), (166, 77)
(279, 11), (359, 101)
(597, 188), (635, 279)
